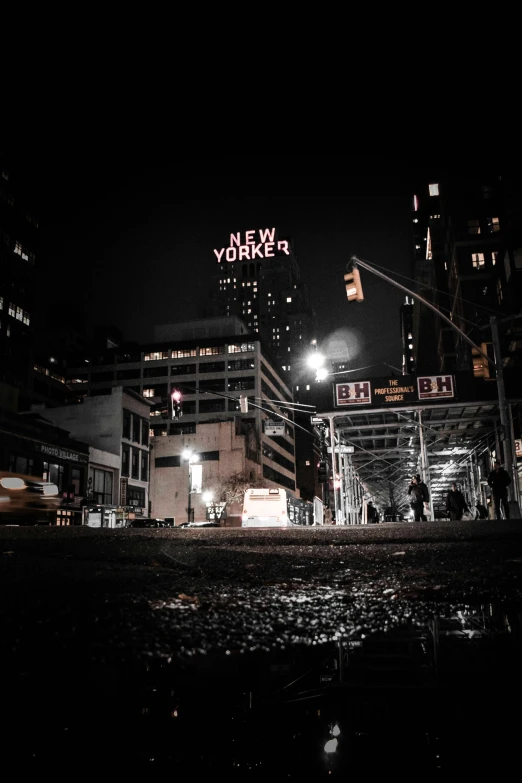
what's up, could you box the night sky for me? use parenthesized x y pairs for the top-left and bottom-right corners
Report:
(13, 154), (434, 372)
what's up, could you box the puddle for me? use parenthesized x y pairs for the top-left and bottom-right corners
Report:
(3, 602), (521, 773)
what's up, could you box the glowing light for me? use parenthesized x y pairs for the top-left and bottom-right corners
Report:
(324, 738), (338, 753)
(331, 724), (340, 737)
(307, 352), (326, 370)
(0, 477), (25, 490)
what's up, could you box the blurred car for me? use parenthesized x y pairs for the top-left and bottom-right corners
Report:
(127, 517), (171, 528)
(0, 471), (60, 525)
(177, 521), (221, 529)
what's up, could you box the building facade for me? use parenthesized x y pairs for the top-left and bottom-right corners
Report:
(0, 163), (39, 412)
(36, 387), (151, 517)
(63, 318), (298, 521)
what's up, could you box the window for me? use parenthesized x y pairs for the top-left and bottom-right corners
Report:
(199, 399), (226, 413)
(487, 217), (500, 233)
(132, 413), (141, 443)
(92, 469), (113, 505)
(140, 451), (148, 481)
(131, 450), (139, 479)
(286, 297), (292, 303)
(121, 444), (130, 477)
(200, 346), (224, 355)
(123, 409), (131, 439)
(492, 251), (498, 266)
(127, 485), (145, 509)
(472, 253), (485, 268)
(141, 417), (149, 445)
(468, 219), (481, 235)
(228, 376), (255, 392)
(199, 378), (225, 392)
(228, 343), (255, 353)
(199, 361), (225, 374)
(169, 422), (196, 435)
(143, 366), (168, 378)
(142, 388), (154, 398)
(171, 348), (197, 359)
(429, 183), (439, 196)
(170, 363), (196, 376)
(144, 351), (169, 361)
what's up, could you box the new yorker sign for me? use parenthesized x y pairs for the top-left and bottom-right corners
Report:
(214, 228), (290, 263)
(335, 374), (455, 408)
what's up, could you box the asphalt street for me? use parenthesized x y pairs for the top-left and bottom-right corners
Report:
(2, 520), (522, 773)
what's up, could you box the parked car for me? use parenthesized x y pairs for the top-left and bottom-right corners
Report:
(127, 518), (170, 528)
(177, 521), (221, 529)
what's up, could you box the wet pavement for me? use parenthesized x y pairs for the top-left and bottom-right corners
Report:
(1, 520), (522, 774)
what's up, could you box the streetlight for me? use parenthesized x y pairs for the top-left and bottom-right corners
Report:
(182, 449), (199, 523)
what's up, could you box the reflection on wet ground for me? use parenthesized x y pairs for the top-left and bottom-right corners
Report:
(5, 603), (521, 774)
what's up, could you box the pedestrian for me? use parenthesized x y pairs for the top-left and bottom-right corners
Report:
(445, 482), (469, 521)
(408, 474), (429, 521)
(487, 460), (511, 520)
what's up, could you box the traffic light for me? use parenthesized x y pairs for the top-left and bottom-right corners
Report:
(171, 388), (182, 419)
(318, 461), (328, 483)
(344, 268), (364, 302)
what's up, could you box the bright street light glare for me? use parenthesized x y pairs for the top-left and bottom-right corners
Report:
(316, 367), (329, 381)
(307, 352), (326, 370)
(203, 491), (213, 502)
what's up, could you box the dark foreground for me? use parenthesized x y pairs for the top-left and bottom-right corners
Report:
(2, 520), (522, 775)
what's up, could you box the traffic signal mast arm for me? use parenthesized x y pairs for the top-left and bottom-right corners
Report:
(349, 254), (494, 369)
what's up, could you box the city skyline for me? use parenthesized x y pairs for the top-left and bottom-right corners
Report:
(11, 153), (423, 372)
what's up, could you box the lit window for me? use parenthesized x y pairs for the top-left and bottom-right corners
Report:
(408, 333), (412, 339)
(14, 241), (22, 256)
(413, 194), (419, 211)
(413, 218), (418, 223)
(306, 460), (310, 466)
(468, 219), (481, 235)
(295, 384), (299, 391)
(409, 343), (413, 349)
(8, 302), (15, 317)
(429, 214), (441, 219)
(492, 251), (498, 266)
(143, 388), (155, 398)
(288, 347), (291, 352)
(429, 183), (439, 196)
(286, 297), (292, 303)
(306, 384), (310, 390)
(487, 217), (500, 233)
(415, 245), (421, 250)
(472, 253), (485, 268)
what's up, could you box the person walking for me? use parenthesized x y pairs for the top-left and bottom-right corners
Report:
(487, 460), (511, 520)
(408, 474), (429, 521)
(445, 482), (469, 521)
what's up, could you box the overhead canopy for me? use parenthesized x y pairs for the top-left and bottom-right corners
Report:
(315, 397), (521, 515)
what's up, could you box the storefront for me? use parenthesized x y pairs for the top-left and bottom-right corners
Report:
(0, 408), (89, 525)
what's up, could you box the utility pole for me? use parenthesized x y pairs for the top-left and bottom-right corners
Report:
(490, 316), (514, 486)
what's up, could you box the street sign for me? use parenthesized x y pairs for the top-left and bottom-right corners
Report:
(515, 439), (522, 458)
(327, 445), (355, 454)
(264, 420), (285, 436)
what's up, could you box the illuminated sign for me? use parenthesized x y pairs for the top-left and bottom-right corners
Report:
(417, 375), (454, 400)
(515, 439), (522, 459)
(373, 376), (416, 404)
(334, 375), (456, 408)
(336, 381), (371, 406)
(214, 228), (290, 263)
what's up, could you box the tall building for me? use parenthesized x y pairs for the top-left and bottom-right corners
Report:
(0, 163), (39, 412)
(208, 228), (317, 384)
(410, 168), (522, 377)
(400, 296), (415, 375)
